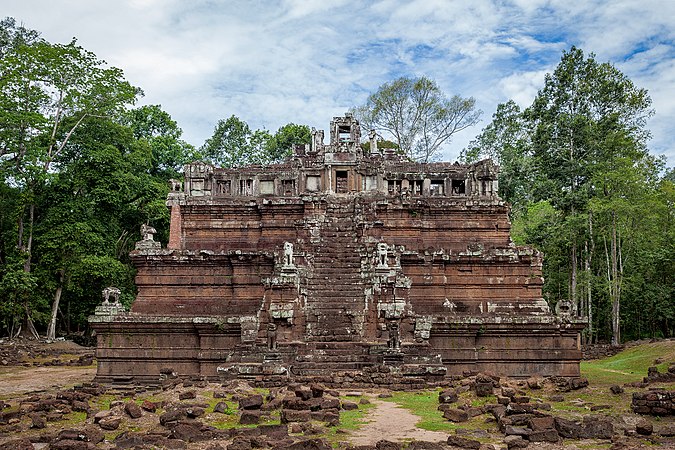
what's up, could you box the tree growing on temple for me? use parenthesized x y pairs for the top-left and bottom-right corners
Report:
(353, 76), (481, 163)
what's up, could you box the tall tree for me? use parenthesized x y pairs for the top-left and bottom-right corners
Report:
(266, 123), (310, 162)
(460, 100), (532, 210)
(0, 20), (140, 337)
(200, 117), (309, 167)
(463, 47), (666, 344)
(353, 76), (481, 162)
(123, 104), (198, 179)
(526, 47), (653, 345)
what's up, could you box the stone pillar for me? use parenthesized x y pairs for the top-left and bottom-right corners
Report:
(167, 204), (182, 250)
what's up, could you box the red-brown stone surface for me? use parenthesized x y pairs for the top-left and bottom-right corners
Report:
(90, 115), (585, 384)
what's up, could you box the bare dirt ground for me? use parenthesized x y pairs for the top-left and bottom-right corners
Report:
(0, 365), (96, 397)
(349, 397), (448, 445)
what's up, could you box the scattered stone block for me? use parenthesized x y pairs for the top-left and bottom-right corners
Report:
(29, 412), (45, 429)
(443, 408), (469, 422)
(141, 400), (158, 412)
(407, 441), (446, 450)
(186, 406), (205, 418)
(341, 401), (359, 411)
(528, 416), (554, 431)
(447, 435), (481, 449)
(240, 410), (261, 425)
(439, 389), (458, 403)
(610, 385), (624, 395)
(239, 394), (264, 410)
(295, 387), (313, 401)
(503, 435), (529, 449)
(159, 409), (186, 426)
(475, 383), (493, 397)
(375, 440), (402, 450)
(526, 377), (543, 390)
(124, 401), (143, 418)
(98, 415), (122, 430)
(178, 390), (196, 400)
(214, 401), (229, 414)
(526, 429), (559, 442)
(281, 409), (311, 423)
(636, 419), (653, 436)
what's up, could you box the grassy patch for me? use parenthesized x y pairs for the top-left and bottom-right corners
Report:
(581, 341), (675, 386)
(325, 396), (376, 447)
(209, 412), (280, 430)
(91, 394), (117, 410)
(383, 390), (459, 432)
(336, 401), (376, 431)
(62, 410), (88, 426)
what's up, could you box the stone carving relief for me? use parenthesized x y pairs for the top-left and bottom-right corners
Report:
(141, 224), (157, 241)
(283, 242), (294, 268)
(377, 243), (388, 268)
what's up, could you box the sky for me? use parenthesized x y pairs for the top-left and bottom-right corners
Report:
(4, 0), (675, 165)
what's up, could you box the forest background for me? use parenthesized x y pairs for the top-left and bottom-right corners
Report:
(1, 19), (673, 345)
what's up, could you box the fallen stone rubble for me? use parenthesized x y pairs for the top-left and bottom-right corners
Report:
(1, 368), (675, 449)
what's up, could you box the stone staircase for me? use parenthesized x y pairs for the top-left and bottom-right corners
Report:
(290, 342), (375, 376)
(303, 198), (367, 342)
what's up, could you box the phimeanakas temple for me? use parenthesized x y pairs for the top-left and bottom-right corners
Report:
(89, 114), (586, 386)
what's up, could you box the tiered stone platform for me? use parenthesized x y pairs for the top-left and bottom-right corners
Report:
(90, 114), (585, 385)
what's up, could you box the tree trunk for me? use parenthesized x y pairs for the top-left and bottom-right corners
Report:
(22, 204), (34, 272)
(47, 270), (65, 340)
(570, 243), (578, 312)
(21, 203), (39, 339)
(585, 212), (594, 344)
(610, 211), (620, 346)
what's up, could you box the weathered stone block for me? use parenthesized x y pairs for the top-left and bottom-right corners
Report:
(447, 435), (481, 449)
(443, 408), (469, 422)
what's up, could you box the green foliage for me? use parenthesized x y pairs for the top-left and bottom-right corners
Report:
(122, 105), (198, 179)
(266, 123), (310, 161)
(466, 46), (672, 342)
(200, 117), (310, 168)
(353, 76), (481, 162)
(0, 18), (193, 337)
(460, 100), (532, 211)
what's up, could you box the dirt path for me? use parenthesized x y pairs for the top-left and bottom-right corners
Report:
(349, 397), (449, 445)
(0, 366), (96, 397)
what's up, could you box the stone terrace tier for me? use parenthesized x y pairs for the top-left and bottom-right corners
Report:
(90, 114), (585, 384)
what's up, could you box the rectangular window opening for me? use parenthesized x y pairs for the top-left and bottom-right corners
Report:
(430, 180), (444, 196)
(388, 180), (401, 194)
(282, 179), (295, 196)
(240, 179), (253, 196)
(338, 125), (351, 142)
(451, 179), (466, 195)
(335, 170), (348, 193)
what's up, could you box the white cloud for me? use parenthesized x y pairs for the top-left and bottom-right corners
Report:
(3, 0), (674, 164)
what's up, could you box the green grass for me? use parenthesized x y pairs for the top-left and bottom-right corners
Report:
(382, 390), (460, 432)
(581, 340), (675, 385)
(334, 401), (376, 431)
(325, 395), (376, 447)
(62, 410), (88, 426)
